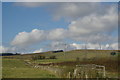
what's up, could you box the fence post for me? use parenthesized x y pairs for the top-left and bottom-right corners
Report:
(85, 74), (88, 80)
(103, 66), (106, 78)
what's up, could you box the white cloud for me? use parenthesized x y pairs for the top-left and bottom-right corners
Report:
(11, 28), (68, 47)
(10, 3), (118, 50)
(45, 41), (76, 51)
(68, 6), (118, 43)
(0, 46), (17, 53)
(52, 3), (118, 22)
(33, 48), (43, 53)
(52, 3), (100, 21)
(70, 43), (118, 50)
(11, 29), (46, 47)
(111, 43), (118, 50)
(47, 28), (67, 41)
(69, 34), (114, 43)
(1, 42), (118, 54)
(0, 45), (37, 53)
(14, 2), (48, 7)
(13, 3), (117, 21)
(11, 6), (118, 47)
(48, 41), (67, 51)
(70, 43), (83, 49)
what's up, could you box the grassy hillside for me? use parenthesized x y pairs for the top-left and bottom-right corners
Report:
(2, 49), (119, 78)
(2, 59), (57, 78)
(4, 50), (118, 61)
(33, 50), (119, 78)
(33, 50), (118, 63)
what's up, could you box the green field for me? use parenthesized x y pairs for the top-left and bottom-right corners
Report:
(2, 59), (57, 78)
(2, 49), (120, 78)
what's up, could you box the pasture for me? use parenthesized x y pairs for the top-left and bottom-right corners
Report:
(2, 49), (119, 79)
(2, 59), (57, 78)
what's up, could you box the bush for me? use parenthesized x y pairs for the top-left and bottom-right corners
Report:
(76, 57), (80, 61)
(32, 55), (46, 60)
(49, 56), (56, 59)
(110, 52), (116, 56)
(38, 56), (45, 59)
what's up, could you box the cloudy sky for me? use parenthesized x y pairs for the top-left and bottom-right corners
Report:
(1, 2), (119, 53)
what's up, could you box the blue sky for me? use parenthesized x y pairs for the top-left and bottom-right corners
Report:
(1, 2), (119, 53)
(0, 2), (2, 45)
(2, 3), (69, 43)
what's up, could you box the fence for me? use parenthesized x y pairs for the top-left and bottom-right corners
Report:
(68, 64), (106, 79)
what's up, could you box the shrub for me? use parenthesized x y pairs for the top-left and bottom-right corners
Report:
(76, 57), (80, 61)
(49, 56), (56, 59)
(38, 55), (45, 59)
(32, 55), (46, 60)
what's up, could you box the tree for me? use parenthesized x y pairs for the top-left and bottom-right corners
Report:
(32, 55), (46, 60)
(50, 56), (56, 59)
(76, 57), (80, 61)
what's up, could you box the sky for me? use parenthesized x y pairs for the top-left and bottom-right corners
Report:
(1, 2), (119, 53)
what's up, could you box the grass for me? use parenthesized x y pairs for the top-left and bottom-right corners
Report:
(32, 50), (118, 65)
(34, 59), (74, 64)
(2, 49), (119, 78)
(3, 68), (56, 78)
(2, 59), (57, 78)
(42, 50), (118, 61)
(32, 50), (119, 78)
